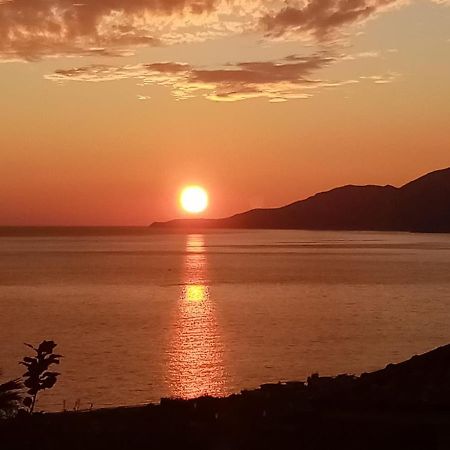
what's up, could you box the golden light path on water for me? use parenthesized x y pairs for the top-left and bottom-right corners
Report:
(166, 234), (226, 399)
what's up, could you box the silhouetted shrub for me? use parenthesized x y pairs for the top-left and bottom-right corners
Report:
(19, 341), (62, 414)
(0, 376), (22, 418)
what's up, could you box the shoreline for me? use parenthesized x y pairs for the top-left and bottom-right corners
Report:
(2, 344), (450, 449)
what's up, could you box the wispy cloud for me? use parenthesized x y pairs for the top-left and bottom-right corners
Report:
(260, 0), (406, 41)
(360, 72), (400, 83)
(46, 52), (402, 102)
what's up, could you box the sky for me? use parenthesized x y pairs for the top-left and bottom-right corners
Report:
(0, 0), (449, 225)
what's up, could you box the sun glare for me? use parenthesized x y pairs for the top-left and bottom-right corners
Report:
(180, 186), (209, 214)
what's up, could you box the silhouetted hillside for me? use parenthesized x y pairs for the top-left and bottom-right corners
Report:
(152, 167), (450, 232)
(2, 344), (450, 449)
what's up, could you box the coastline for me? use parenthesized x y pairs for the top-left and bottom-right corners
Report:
(2, 344), (450, 449)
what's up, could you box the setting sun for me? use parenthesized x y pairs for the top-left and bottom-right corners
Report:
(180, 186), (209, 214)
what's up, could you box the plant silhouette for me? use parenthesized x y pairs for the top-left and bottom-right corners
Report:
(19, 341), (62, 414)
(0, 376), (22, 418)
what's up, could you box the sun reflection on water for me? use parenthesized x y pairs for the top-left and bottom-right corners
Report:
(166, 234), (225, 399)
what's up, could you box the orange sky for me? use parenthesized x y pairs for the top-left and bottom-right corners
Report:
(0, 0), (449, 225)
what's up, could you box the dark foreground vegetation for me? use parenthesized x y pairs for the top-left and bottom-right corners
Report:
(2, 344), (450, 450)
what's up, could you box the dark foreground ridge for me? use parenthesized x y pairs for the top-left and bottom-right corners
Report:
(152, 167), (450, 232)
(2, 344), (450, 449)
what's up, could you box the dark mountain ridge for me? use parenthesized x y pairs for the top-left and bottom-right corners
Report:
(152, 167), (450, 232)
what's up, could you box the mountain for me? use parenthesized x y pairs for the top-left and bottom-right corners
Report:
(151, 167), (450, 232)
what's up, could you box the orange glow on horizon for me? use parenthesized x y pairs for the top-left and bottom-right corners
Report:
(0, 2), (449, 226)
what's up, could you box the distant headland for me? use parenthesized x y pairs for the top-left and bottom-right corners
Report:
(151, 167), (450, 233)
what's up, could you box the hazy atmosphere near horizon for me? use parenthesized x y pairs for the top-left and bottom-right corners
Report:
(1, 2), (450, 450)
(1, 0), (449, 225)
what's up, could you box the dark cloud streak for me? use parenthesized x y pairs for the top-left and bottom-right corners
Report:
(261, 0), (400, 40)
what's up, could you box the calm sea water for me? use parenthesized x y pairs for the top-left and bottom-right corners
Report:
(1, 230), (449, 411)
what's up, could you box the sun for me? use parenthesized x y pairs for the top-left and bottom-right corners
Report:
(180, 186), (209, 214)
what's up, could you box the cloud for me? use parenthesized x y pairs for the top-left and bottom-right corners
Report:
(0, 0), (221, 60)
(192, 54), (335, 84)
(260, 0), (405, 40)
(360, 72), (400, 83)
(0, 0), (285, 61)
(47, 61), (190, 82)
(0, 0), (448, 61)
(45, 53), (373, 102)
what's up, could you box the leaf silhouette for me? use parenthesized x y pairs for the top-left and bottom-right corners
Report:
(19, 340), (62, 414)
(37, 341), (57, 355)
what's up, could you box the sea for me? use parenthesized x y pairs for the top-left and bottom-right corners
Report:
(0, 229), (449, 411)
